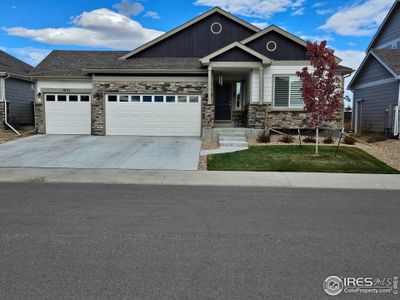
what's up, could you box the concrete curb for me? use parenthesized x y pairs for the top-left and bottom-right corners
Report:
(0, 167), (399, 190)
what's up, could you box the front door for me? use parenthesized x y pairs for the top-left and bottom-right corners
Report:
(215, 83), (232, 121)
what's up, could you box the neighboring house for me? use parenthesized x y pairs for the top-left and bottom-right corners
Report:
(349, 0), (400, 137)
(31, 7), (352, 137)
(0, 50), (35, 129)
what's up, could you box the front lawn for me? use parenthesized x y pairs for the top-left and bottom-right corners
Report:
(207, 145), (399, 174)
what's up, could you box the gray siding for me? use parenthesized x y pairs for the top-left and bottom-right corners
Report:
(372, 4), (400, 48)
(5, 78), (35, 125)
(246, 31), (309, 60)
(212, 47), (261, 62)
(134, 13), (256, 58)
(351, 55), (394, 87)
(352, 81), (399, 133)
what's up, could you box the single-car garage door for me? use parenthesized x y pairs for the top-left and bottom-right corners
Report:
(45, 94), (91, 134)
(105, 94), (201, 136)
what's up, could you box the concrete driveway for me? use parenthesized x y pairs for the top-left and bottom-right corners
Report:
(0, 135), (201, 170)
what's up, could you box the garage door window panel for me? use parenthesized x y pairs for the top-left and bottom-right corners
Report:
(131, 95), (141, 102)
(80, 95), (90, 102)
(119, 95), (129, 102)
(177, 96), (188, 103)
(107, 95), (117, 102)
(166, 96), (176, 103)
(143, 95), (152, 102)
(154, 95), (164, 103)
(57, 95), (67, 102)
(46, 95), (56, 102)
(189, 95), (199, 103)
(69, 95), (78, 102)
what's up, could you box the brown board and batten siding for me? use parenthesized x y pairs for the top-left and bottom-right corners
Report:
(133, 13), (256, 58)
(371, 3), (400, 48)
(245, 31), (309, 60)
(353, 81), (399, 133)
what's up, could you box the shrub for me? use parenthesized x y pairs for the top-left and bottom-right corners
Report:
(257, 130), (271, 143)
(323, 135), (334, 144)
(279, 134), (294, 143)
(303, 136), (316, 143)
(343, 135), (355, 145)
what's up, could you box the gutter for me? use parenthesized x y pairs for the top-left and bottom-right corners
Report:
(0, 73), (21, 136)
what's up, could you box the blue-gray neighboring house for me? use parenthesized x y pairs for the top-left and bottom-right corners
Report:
(0, 50), (35, 129)
(348, 0), (400, 137)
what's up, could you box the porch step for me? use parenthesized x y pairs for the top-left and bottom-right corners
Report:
(219, 141), (249, 148)
(219, 136), (246, 141)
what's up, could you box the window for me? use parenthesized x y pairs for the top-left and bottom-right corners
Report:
(266, 41), (277, 52)
(58, 95), (67, 102)
(154, 95), (164, 102)
(80, 95), (90, 102)
(235, 82), (244, 110)
(131, 95), (141, 102)
(108, 95), (117, 102)
(143, 95), (152, 102)
(166, 95), (175, 103)
(119, 95), (129, 102)
(177, 96), (187, 103)
(46, 95), (55, 101)
(189, 95), (199, 103)
(274, 76), (303, 109)
(210, 22), (222, 34)
(69, 95), (78, 102)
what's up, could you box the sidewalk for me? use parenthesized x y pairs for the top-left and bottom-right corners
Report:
(0, 167), (399, 190)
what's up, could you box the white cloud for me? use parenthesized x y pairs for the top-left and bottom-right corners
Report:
(144, 11), (160, 19)
(334, 49), (365, 98)
(251, 22), (268, 29)
(11, 47), (50, 66)
(194, 0), (305, 18)
(113, 0), (144, 16)
(300, 34), (334, 42)
(291, 7), (305, 16)
(320, 0), (393, 36)
(3, 9), (164, 50)
(316, 8), (334, 15)
(312, 2), (326, 8)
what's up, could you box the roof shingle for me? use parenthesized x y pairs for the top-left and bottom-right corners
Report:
(373, 49), (400, 76)
(0, 50), (33, 77)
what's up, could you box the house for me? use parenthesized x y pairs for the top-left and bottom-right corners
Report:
(0, 50), (35, 129)
(31, 7), (352, 138)
(348, 0), (400, 137)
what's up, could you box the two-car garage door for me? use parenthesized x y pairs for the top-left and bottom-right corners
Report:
(44, 93), (201, 136)
(105, 94), (201, 136)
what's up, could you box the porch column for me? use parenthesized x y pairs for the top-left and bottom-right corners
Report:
(208, 66), (213, 104)
(258, 66), (264, 104)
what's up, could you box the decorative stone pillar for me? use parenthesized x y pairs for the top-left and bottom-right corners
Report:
(34, 102), (45, 133)
(247, 103), (267, 129)
(202, 95), (215, 128)
(91, 90), (105, 136)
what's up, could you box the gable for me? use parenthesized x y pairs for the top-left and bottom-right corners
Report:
(211, 47), (262, 62)
(351, 55), (394, 88)
(369, 1), (400, 50)
(244, 30), (309, 60)
(130, 12), (257, 59)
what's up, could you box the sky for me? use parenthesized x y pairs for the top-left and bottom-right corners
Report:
(0, 0), (396, 97)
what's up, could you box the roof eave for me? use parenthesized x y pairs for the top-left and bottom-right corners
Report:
(82, 68), (207, 74)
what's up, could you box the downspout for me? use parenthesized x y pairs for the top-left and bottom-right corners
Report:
(0, 74), (21, 135)
(394, 82), (400, 138)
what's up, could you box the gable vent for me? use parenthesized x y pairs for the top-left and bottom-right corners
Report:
(211, 22), (222, 35)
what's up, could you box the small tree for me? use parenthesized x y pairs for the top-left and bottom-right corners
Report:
(296, 41), (343, 154)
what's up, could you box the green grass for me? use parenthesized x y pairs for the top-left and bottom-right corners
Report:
(207, 145), (399, 174)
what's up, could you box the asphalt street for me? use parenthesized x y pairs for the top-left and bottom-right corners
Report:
(0, 183), (399, 299)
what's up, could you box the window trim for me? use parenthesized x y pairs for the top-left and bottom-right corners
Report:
(272, 74), (304, 110)
(105, 94), (202, 104)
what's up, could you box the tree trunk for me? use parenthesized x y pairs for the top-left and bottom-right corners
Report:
(315, 127), (319, 154)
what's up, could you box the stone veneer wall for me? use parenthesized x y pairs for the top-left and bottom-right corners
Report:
(92, 80), (209, 135)
(34, 102), (45, 133)
(202, 101), (214, 128)
(247, 103), (344, 130)
(0, 102), (5, 129)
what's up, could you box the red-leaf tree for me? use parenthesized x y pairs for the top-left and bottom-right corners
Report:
(296, 40), (343, 154)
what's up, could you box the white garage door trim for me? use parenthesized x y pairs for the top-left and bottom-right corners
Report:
(45, 94), (91, 134)
(105, 94), (201, 136)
